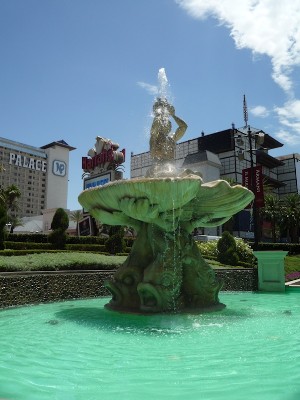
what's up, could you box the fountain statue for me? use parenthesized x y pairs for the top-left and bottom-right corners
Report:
(78, 69), (254, 313)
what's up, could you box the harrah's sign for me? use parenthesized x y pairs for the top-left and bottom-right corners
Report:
(82, 136), (125, 172)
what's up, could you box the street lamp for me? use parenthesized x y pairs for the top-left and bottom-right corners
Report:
(5, 222), (12, 233)
(234, 125), (264, 250)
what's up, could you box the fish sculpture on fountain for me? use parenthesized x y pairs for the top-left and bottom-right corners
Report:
(78, 69), (254, 313)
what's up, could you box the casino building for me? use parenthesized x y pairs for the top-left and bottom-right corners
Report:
(130, 125), (300, 238)
(0, 137), (75, 218)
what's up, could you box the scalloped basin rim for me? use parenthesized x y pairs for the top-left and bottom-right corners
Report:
(78, 176), (203, 213)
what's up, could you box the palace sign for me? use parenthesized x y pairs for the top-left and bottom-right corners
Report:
(9, 152), (47, 172)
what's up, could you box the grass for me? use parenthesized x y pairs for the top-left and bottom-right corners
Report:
(0, 252), (126, 272)
(0, 252), (299, 276)
(285, 255), (300, 281)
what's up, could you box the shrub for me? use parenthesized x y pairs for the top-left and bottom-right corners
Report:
(234, 239), (256, 264)
(105, 227), (125, 254)
(51, 208), (69, 231)
(196, 240), (219, 258)
(48, 208), (69, 250)
(197, 236), (255, 266)
(217, 231), (239, 266)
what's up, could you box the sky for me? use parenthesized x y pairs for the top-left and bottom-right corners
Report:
(1, 0), (300, 211)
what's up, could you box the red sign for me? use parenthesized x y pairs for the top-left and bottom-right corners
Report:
(242, 165), (265, 208)
(82, 148), (125, 171)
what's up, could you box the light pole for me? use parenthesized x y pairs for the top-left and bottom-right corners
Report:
(234, 125), (264, 250)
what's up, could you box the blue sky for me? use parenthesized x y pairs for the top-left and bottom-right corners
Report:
(1, 0), (300, 211)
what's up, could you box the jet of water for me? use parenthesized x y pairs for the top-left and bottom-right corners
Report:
(157, 68), (168, 99)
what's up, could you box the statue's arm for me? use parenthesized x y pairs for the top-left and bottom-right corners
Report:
(168, 105), (187, 142)
(172, 114), (188, 142)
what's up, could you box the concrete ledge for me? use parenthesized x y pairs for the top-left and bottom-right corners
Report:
(0, 268), (257, 309)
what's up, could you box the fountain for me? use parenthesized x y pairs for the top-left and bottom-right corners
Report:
(78, 69), (254, 313)
(1, 71), (300, 400)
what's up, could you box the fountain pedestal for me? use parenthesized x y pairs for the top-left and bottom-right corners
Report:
(79, 175), (254, 313)
(254, 251), (288, 292)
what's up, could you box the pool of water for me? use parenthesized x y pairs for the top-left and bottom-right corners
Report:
(0, 292), (299, 400)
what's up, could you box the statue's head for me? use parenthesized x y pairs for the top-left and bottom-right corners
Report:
(153, 97), (169, 114)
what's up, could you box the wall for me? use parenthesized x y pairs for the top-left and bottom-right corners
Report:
(0, 269), (257, 309)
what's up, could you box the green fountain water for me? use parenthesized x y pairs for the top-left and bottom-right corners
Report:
(0, 292), (299, 400)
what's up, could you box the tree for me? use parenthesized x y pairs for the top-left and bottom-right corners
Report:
(281, 194), (300, 243)
(69, 210), (83, 235)
(0, 205), (7, 250)
(2, 185), (21, 212)
(0, 184), (22, 237)
(261, 194), (282, 242)
(49, 208), (69, 249)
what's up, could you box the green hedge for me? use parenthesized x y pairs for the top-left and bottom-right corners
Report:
(5, 241), (53, 250)
(253, 242), (300, 255)
(65, 244), (106, 252)
(0, 249), (111, 257)
(7, 234), (135, 247)
(5, 241), (129, 254)
(66, 236), (107, 245)
(0, 252), (125, 271)
(7, 233), (48, 243)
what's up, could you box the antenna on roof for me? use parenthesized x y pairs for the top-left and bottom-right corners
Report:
(243, 94), (248, 127)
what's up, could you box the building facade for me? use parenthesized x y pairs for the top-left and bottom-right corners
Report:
(276, 153), (300, 197)
(130, 125), (298, 238)
(0, 137), (75, 218)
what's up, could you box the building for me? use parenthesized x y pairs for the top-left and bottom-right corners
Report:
(0, 137), (75, 218)
(130, 125), (298, 238)
(276, 153), (300, 197)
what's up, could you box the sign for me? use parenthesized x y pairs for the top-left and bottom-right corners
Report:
(84, 172), (112, 190)
(242, 165), (265, 208)
(9, 152), (47, 172)
(82, 136), (125, 173)
(78, 216), (92, 236)
(52, 160), (66, 177)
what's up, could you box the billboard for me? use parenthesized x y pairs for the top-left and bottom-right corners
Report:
(242, 165), (265, 208)
(78, 216), (92, 236)
(83, 171), (112, 190)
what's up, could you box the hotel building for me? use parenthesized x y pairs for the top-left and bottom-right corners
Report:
(0, 137), (75, 218)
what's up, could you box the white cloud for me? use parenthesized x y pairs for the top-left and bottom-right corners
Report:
(137, 81), (158, 96)
(176, 0), (300, 94)
(273, 99), (300, 142)
(176, 0), (300, 144)
(275, 129), (300, 146)
(250, 105), (269, 118)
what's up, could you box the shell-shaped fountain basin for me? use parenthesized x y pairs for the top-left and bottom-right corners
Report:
(78, 175), (254, 231)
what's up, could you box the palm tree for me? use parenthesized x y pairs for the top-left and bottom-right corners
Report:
(1, 184), (21, 213)
(69, 210), (83, 235)
(281, 194), (300, 243)
(261, 194), (282, 242)
(0, 184), (21, 236)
